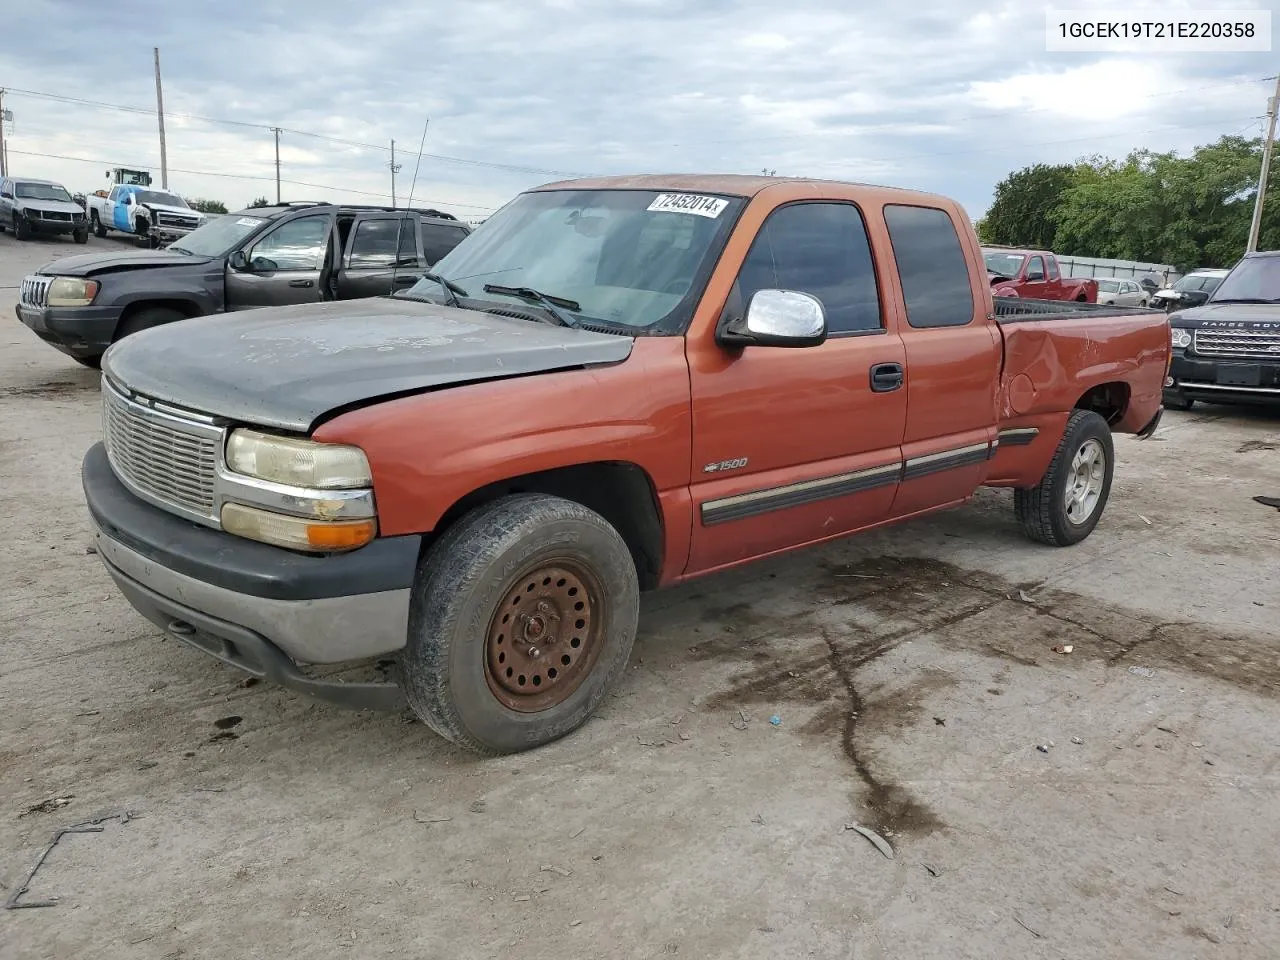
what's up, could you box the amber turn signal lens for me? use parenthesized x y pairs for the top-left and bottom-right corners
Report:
(306, 518), (377, 550)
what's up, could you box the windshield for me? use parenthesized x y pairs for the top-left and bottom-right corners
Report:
(167, 213), (268, 257)
(134, 190), (188, 208)
(1209, 258), (1280, 302)
(402, 188), (745, 331)
(16, 182), (73, 202)
(983, 252), (1024, 277)
(1097, 279), (1120, 293)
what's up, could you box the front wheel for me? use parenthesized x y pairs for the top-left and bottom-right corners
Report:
(92, 212), (107, 238)
(400, 493), (639, 755)
(74, 227), (89, 244)
(13, 214), (31, 241)
(1014, 410), (1114, 547)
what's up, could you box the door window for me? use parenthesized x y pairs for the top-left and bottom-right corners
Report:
(346, 218), (401, 268)
(1047, 257), (1060, 280)
(108, 186), (120, 202)
(1026, 256), (1045, 281)
(420, 221), (470, 264)
(248, 215), (329, 271)
(735, 201), (882, 334)
(883, 205), (975, 329)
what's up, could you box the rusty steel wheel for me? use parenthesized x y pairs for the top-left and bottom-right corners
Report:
(400, 493), (640, 755)
(485, 562), (606, 713)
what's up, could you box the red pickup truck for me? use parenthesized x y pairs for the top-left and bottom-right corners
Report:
(983, 247), (1098, 302)
(84, 175), (1169, 754)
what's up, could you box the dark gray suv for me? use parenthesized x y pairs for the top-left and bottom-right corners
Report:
(15, 201), (471, 366)
(0, 177), (89, 243)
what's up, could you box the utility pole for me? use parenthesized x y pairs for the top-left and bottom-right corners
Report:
(0, 88), (8, 178)
(153, 47), (169, 190)
(389, 138), (402, 207)
(273, 127), (281, 203)
(1247, 74), (1280, 253)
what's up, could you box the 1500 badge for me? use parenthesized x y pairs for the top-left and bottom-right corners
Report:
(703, 458), (749, 473)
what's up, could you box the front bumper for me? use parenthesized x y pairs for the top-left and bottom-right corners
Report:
(15, 302), (123, 359)
(1166, 353), (1280, 406)
(27, 217), (84, 235)
(83, 443), (420, 710)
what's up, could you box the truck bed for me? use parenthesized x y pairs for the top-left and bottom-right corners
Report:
(994, 296), (1162, 323)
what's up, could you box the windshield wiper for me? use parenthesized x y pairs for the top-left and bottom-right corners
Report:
(483, 284), (581, 328)
(169, 245), (193, 255)
(416, 271), (469, 307)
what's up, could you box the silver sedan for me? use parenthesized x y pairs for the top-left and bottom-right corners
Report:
(1095, 278), (1148, 307)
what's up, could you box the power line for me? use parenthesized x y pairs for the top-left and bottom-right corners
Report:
(1, 85), (589, 177)
(5, 147), (498, 211)
(680, 76), (1277, 148)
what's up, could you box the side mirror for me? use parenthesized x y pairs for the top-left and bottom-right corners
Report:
(1027, 272), (1044, 282)
(720, 289), (826, 348)
(228, 250), (249, 271)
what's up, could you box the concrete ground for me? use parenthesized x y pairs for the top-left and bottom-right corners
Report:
(2, 228), (1279, 960)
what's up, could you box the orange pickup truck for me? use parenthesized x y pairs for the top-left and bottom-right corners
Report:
(83, 175), (1170, 754)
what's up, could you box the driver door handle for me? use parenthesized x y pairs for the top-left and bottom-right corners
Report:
(870, 362), (904, 392)
(288, 279), (315, 288)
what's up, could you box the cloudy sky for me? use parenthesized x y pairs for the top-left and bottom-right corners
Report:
(1, 0), (1274, 221)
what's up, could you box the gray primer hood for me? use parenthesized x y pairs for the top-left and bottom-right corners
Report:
(102, 297), (635, 432)
(40, 250), (212, 277)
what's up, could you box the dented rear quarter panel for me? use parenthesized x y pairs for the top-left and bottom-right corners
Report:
(985, 312), (1171, 485)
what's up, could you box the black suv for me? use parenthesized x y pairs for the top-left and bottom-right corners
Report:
(15, 201), (471, 366)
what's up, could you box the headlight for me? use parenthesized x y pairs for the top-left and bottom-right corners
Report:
(1170, 328), (1192, 349)
(225, 428), (372, 489)
(46, 277), (100, 307)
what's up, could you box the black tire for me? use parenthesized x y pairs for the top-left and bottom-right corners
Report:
(114, 306), (186, 342)
(74, 227), (89, 244)
(73, 355), (102, 369)
(1015, 410), (1114, 547)
(14, 214), (31, 241)
(92, 211), (107, 238)
(1163, 391), (1194, 411)
(400, 493), (640, 755)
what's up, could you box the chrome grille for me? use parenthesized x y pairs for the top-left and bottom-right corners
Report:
(1194, 326), (1280, 359)
(102, 381), (222, 522)
(20, 276), (51, 308)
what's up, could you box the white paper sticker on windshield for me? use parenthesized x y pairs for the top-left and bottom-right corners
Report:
(236, 217), (265, 227)
(647, 194), (728, 218)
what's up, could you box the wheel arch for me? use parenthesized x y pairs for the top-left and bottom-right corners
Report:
(422, 461), (665, 590)
(1074, 380), (1131, 426)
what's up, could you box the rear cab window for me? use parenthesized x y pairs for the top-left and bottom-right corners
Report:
(883, 205), (975, 328)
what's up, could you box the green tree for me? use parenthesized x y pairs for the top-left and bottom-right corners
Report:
(1048, 136), (1277, 270)
(248, 196), (271, 208)
(186, 198), (228, 214)
(981, 163), (1078, 249)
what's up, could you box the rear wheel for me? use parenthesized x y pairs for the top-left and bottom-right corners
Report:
(114, 306), (185, 342)
(400, 493), (639, 755)
(1015, 410), (1114, 547)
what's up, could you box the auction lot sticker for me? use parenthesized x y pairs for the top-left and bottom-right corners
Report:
(647, 194), (729, 218)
